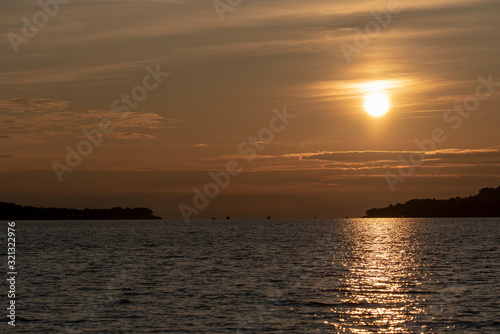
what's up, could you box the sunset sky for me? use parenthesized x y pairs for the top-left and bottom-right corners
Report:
(1, 0), (499, 219)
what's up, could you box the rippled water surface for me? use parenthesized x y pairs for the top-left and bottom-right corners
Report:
(14, 218), (500, 333)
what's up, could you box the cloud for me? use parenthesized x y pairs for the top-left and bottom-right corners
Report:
(0, 61), (151, 85)
(191, 147), (500, 175)
(216, 154), (276, 160)
(87, 110), (166, 130)
(253, 147), (500, 175)
(301, 150), (408, 162)
(0, 100), (186, 138)
(107, 132), (156, 140)
(298, 148), (500, 163)
(0, 98), (70, 113)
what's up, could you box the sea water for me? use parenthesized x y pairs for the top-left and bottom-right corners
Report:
(12, 218), (500, 333)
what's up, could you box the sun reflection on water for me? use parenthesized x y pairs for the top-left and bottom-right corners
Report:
(325, 219), (429, 333)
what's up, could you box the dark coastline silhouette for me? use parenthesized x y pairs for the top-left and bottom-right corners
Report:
(0, 202), (162, 220)
(365, 186), (500, 218)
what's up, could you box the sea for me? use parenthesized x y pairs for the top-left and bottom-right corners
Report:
(10, 218), (500, 333)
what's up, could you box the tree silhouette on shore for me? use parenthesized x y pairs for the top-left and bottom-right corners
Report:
(365, 186), (500, 218)
(0, 202), (162, 220)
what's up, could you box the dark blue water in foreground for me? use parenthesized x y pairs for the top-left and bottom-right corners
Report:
(11, 218), (500, 333)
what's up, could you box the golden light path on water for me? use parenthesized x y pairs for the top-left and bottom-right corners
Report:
(321, 219), (432, 333)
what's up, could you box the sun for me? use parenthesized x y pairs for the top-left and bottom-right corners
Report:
(364, 92), (390, 117)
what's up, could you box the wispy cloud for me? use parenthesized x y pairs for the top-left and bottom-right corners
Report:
(295, 147), (500, 165)
(0, 98), (70, 113)
(0, 99), (185, 140)
(107, 132), (156, 140)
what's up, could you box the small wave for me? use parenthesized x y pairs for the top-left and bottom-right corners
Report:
(304, 300), (374, 307)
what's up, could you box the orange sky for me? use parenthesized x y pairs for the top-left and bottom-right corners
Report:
(1, 0), (500, 219)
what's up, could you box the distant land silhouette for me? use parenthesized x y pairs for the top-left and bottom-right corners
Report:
(0, 202), (162, 220)
(365, 186), (500, 218)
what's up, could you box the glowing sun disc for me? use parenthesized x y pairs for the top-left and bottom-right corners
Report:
(364, 92), (390, 117)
